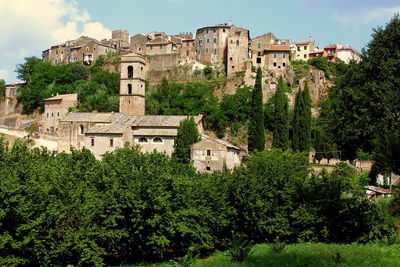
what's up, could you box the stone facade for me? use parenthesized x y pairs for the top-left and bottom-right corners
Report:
(191, 134), (242, 173)
(252, 33), (276, 68)
(227, 28), (250, 77)
(195, 24), (232, 65)
(130, 34), (148, 54)
(264, 45), (291, 71)
(0, 82), (24, 116)
(40, 94), (78, 134)
(119, 54), (147, 116)
(42, 35), (118, 66)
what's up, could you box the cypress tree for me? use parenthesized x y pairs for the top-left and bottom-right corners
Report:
(272, 77), (289, 150)
(292, 82), (312, 152)
(302, 82), (312, 152)
(292, 88), (303, 151)
(248, 67), (265, 153)
(172, 117), (200, 163)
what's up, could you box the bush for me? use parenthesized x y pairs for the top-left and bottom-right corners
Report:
(228, 232), (253, 262)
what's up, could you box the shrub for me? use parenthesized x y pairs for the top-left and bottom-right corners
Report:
(228, 232), (253, 262)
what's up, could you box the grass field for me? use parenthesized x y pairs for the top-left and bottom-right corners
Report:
(129, 243), (400, 267)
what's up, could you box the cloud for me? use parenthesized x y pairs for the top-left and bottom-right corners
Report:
(0, 0), (111, 82)
(0, 70), (10, 81)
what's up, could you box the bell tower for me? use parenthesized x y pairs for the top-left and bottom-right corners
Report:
(119, 53), (147, 115)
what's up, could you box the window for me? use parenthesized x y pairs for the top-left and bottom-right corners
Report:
(61, 50), (64, 54)
(186, 50), (189, 56)
(258, 42), (262, 49)
(283, 62), (286, 67)
(304, 45), (307, 50)
(214, 38), (217, 43)
(110, 139), (113, 147)
(160, 45), (163, 49)
(283, 52), (286, 58)
(51, 112), (54, 117)
(232, 65), (235, 69)
(207, 39), (210, 43)
(236, 40), (239, 46)
(258, 52), (261, 56)
(304, 54), (307, 58)
(57, 112), (59, 116)
(257, 57), (262, 63)
(138, 137), (148, 143)
(205, 48), (209, 54)
(207, 149), (211, 156)
(273, 62), (277, 67)
(79, 125), (84, 135)
(213, 29), (216, 33)
(91, 138), (94, 146)
(47, 113), (49, 117)
(153, 137), (163, 143)
(230, 57), (233, 61)
(127, 66), (133, 78)
(150, 45), (153, 50)
(214, 49), (217, 55)
(206, 166), (211, 171)
(128, 84), (132, 95)
(297, 46), (300, 52)
(274, 52), (277, 58)
(206, 30), (209, 34)
(223, 29), (226, 33)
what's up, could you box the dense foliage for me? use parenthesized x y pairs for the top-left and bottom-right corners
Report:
(273, 77), (290, 150)
(16, 55), (120, 113)
(247, 68), (265, 153)
(292, 83), (312, 152)
(322, 14), (400, 160)
(172, 117), (200, 164)
(0, 140), (397, 266)
(0, 79), (5, 97)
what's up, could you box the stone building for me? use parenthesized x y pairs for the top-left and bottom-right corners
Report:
(294, 40), (315, 61)
(264, 45), (291, 70)
(251, 33), (276, 69)
(130, 34), (148, 54)
(195, 24), (231, 65)
(119, 53), (147, 116)
(191, 134), (243, 172)
(0, 82), (25, 116)
(56, 52), (243, 171)
(85, 114), (203, 159)
(227, 28), (251, 77)
(42, 36), (116, 66)
(40, 94), (78, 134)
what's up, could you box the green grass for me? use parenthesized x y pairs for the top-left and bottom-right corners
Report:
(127, 243), (400, 267)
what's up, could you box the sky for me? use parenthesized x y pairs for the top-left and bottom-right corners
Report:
(0, 0), (399, 83)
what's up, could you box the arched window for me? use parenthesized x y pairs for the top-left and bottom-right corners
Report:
(79, 125), (84, 135)
(127, 65), (133, 78)
(138, 137), (148, 143)
(128, 84), (132, 95)
(153, 137), (163, 143)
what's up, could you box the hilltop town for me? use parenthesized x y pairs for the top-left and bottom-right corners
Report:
(0, 23), (365, 173)
(0, 12), (400, 267)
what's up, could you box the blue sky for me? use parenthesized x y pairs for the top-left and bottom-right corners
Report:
(0, 0), (399, 83)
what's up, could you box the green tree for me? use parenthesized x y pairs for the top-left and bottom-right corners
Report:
(0, 79), (5, 97)
(292, 83), (312, 152)
(325, 14), (400, 159)
(248, 68), (265, 153)
(273, 77), (290, 150)
(172, 117), (200, 164)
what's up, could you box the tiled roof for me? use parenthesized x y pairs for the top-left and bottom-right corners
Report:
(295, 41), (313, 45)
(86, 114), (203, 134)
(265, 45), (291, 51)
(60, 112), (114, 123)
(200, 134), (241, 150)
(365, 186), (392, 194)
(45, 94), (77, 101)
